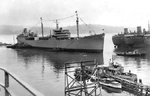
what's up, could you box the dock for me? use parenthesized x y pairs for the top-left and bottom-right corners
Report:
(110, 74), (150, 96)
(65, 60), (103, 96)
(64, 60), (150, 96)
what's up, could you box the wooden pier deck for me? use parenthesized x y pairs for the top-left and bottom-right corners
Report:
(110, 75), (150, 96)
(64, 60), (150, 96)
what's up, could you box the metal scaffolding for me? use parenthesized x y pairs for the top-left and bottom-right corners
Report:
(64, 60), (102, 96)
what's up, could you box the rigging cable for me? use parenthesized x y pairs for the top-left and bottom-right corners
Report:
(79, 18), (88, 26)
(27, 14), (75, 32)
(79, 17), (96, 35)
(43, 15), (75, 22)
(28, 20), (41, 33)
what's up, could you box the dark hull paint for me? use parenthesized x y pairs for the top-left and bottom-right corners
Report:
(116, 53), (145, 56)
(113, 35), (150, 48)
(112, 35), (125, 46)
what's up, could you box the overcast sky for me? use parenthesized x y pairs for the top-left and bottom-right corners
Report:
(1, 0), (150, 28)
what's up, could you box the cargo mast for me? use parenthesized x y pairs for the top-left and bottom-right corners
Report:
(148, 21), (150, 32)
(75, 11), (79, 38)
(40, 17), (44, 37)
(56, 20), (59, 29)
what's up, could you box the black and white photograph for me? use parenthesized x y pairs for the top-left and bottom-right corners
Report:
(0, 0), (150, 96)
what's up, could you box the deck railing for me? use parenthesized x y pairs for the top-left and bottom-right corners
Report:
(0, 67), (44, 96)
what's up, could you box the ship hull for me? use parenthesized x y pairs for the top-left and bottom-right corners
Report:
(124, 36), (145, 47)
(113, 35), (150, 48)
(112, 35), (125, 47)
(17, 34), (104, 52)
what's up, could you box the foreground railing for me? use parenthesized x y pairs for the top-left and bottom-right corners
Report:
(0, 67), (44, 96)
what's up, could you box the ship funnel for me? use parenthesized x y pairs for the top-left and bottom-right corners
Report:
(124, 28), (128, 34)
(23, 28), (27, 33)
(137, 26), (142, 34)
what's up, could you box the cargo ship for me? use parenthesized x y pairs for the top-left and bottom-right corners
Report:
(112, 25), (150, 48)
(16, 12), (104, 52)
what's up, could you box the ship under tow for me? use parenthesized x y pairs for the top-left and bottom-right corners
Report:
(17, 29), (104, 52)
(16, 12), (105, 52)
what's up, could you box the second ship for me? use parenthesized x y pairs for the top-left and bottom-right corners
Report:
(16, 12), (105, 52)
(112, 25), (150, 48)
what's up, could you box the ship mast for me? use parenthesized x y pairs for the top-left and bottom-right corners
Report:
(56, 20), (59, 29)
(75, 11), (79, 38)
(148, 21), (150, 32)
(40, 17), (44, 37)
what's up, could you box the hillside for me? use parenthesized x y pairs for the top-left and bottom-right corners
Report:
(64, 24), (124, 34)
(0, 24), (132, 35)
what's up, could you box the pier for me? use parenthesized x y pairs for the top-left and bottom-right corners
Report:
(65, 60), (103, 96)
(110, 75), (150, 96)
(65, 60), (150, 96)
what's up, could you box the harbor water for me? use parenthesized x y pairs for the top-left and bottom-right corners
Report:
(0, 33), (149, 96)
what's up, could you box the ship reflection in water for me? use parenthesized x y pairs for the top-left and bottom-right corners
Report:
(13, 48), (103, 96)
(7, 48), (150, 96)
(15, 49), (103, 71)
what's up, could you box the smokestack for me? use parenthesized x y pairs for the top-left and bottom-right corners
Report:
(124, 28), (128, 34)
(137, 26), (142, 34)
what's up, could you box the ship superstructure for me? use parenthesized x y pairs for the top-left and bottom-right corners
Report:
(17, 12), (105, 52)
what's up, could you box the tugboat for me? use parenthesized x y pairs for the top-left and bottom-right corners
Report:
(74, 65), (122, 92)
(100, 78), (122, 93)
(73, 59), (138, 93)
(106, 60), (138, 82)
(91, 60), (137, 82)
(89, 66), (122, 93)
